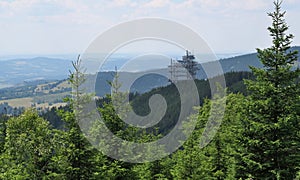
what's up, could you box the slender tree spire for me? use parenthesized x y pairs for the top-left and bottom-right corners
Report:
(241, 1), (300, 179)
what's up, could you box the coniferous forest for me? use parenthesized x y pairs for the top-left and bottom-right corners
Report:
(1, 1), (300, 179)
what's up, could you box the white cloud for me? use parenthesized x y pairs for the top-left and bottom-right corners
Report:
(144, 0), (171, 8)
(226, 0), (268, 11)
(0, 0), (299, 54)
(114, 0), (130, 6)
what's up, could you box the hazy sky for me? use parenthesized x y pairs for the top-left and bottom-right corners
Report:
(0, 0), (300, 55)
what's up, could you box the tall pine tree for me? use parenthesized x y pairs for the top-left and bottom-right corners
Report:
(242, 1), (300, 179)
(59, 56), (98, 179)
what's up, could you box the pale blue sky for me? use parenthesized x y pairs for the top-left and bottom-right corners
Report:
(0, 0), (299, 55)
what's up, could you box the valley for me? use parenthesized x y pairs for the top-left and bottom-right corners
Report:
(1, 46), (299, 110)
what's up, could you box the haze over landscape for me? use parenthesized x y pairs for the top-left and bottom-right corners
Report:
(1, 0), (299, 89)
(1, 0), (300, 55)
(1, 1), (300, 179)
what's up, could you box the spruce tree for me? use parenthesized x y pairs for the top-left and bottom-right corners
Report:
(59, 56), (98, 179)
(0, 115), (7, 154)
(171, 93), (244, 179)
(242, 1), (300, 179)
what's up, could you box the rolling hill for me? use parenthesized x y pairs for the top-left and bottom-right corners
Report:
(0, 46), (299, 102)
(218, 46), (300, 72)
(0, 57), (72, 88)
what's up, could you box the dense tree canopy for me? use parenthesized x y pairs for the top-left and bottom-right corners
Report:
(0, 1), (299, 179)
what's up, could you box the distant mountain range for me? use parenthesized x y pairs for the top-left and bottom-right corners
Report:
(1, 46), (299, 93)
(0, 57), (72, 88)
(218, 46), (300, 72)
(94, 46), (300, 96)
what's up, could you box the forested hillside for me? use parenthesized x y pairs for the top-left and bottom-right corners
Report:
(0, 1), (299, 179)
(217, 46), (300, 73)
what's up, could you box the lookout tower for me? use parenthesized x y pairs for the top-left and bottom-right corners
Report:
(169, 50), (199, 82)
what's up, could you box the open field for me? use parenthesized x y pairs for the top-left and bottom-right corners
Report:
(35, 80), (71, 94)
(0, 92), (69, 108)
(0, 97), (33, 107)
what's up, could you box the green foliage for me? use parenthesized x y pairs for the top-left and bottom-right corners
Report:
(41, 106), (66, 129)
(0, 115), (8, 154)
(2, 2), (300, 179)
(242, 1), (300, 179)
(57, 110), (95, 179)
(130, 71), (253, 135)
(0, 109), (61, 179)
(132, 159), (172, 180)
(171, 93), (246, 179)
(57, 56), (99, 179)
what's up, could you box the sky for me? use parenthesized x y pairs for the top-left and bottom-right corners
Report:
(0, 0), (300, 56)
